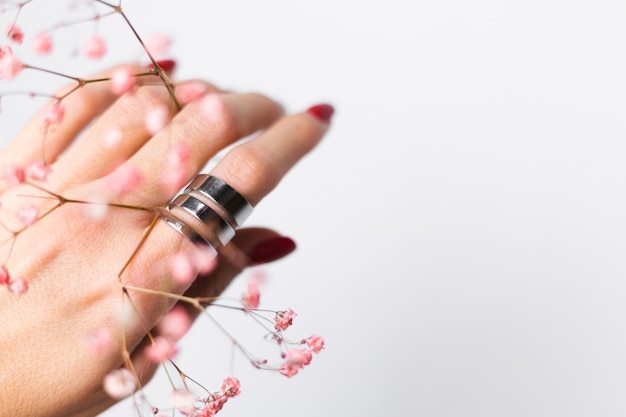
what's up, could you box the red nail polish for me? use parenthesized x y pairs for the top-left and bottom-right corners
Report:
(248, 236), (296, 264)
(307, 103), (334, 123)
(146, 59), (177, 75)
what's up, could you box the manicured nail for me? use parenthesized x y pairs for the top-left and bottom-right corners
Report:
(146, 59), (177, 75)
(307, 103), (334, 123)
(248, 236), (296, 264)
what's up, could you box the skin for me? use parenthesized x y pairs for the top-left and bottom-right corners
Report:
(0, 64), (330, 417)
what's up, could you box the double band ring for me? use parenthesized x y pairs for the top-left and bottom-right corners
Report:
(160, 175), (253, 248)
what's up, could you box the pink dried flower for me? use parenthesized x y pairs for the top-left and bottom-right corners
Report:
(158, 306), (191, 342)
(200, 94), (224, 122)
(18, 205), (39, 226)
(82, 35), (106, 59)
(85, 328), (112, 355)
(8, 276), (28, 297)
(175, 81), (207, 104)
(250, 269), (267, 286)
(274, 309), (297, 331)
(161, 141), (191, 193)
(145, 336), (178, 362)
(0, 265), (9, 286)
(168, 250), (196, 285)
(279, 362), (299, 378)
(103, 368), (136, 399)
(288, 348), (313, 366)
(103, 128), (123, 148)
(0, 46), (23, 80)
(110, 66), (136, 95)
(279, 348), (313, 378)
(166, 141), (191, 166)
(26, 160), (52, 182)
(105, 163), (143, 197)
(190, 244), (218, 275)
(82, 191), (108, 221)
(172, 390), (195, 416)
(203, 393), (228, 416)
(146, 32), (171, 57)
(4, 164), (25, 185)
(241, 282), (260, 311)
(144, 104), (169, 135)
(221, 377), (241, 397)
(6, 24), (23, 44)
(31, 32), (52, 54)
(44, 103), (65, 125)
(304, 334), (325, 353)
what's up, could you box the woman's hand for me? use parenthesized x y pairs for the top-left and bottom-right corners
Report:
(0, 63), (332, 417)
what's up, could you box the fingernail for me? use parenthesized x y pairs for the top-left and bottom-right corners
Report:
(146, 59), (177, 75)
(248, 236), (296, 264)
(306, 103), (335, 123)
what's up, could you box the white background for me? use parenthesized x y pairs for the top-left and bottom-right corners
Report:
(3, 1), (626, 416)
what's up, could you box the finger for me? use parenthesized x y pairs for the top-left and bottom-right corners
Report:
(0, 63), (159, 169)
(101, 92), (283, 206)
(51, 84), (174, 187)
(52, 82), (222, 187)
(209, 104), (333, 205)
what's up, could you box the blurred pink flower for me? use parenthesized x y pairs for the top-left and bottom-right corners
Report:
(31, 32), (52, 54)
(83, 35), (106, 59)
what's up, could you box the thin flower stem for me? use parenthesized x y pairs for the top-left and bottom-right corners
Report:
(63, 199), (155, 213)
(117, 214), (159, 280)
(122, 287), (178, 391)
(1, 232), (16, 264)
(44, 9), (117, 33)
(19, 68), (162, 104)
(93, 0), (118, 9)
(208, 303), (247, 312)
(22, 64), (82, 82)
(9, 2), (22, 28)
(0, 91), (58, 99)
(247, 310), (282, 335)
(57, 85), (80, 101)
(199, 306), (262, 365)
(123, 284), (200, 307)
(22, 183), (155, 213)
(160, 360), (177, 392)
(108, 4), (182, 110)
(169, 362), (210, 394)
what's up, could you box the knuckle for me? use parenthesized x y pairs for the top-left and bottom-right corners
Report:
(220, 146), (274, 198)
(112, 85), (174, 129)
(178, 94), (238, 142)
(128, 85), (170, 109)
(215, 100), (239, 139)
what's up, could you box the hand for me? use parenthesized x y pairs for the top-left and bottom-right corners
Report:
(0, 63), (332, 417)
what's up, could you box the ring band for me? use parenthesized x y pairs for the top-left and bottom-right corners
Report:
(157, 207), (206, 245)
(159, 175), (252, 248)
(170, 194), (235, 246)
(185, 175), (253, 227)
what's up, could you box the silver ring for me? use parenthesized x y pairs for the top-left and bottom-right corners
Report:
(160, 174), (252, 248)
(185, 175), (253, 227)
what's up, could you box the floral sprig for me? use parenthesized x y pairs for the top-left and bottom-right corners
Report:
(0, 0), (324, 415)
